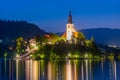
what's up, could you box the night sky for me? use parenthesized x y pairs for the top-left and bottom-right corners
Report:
(0, 0), (120, 32)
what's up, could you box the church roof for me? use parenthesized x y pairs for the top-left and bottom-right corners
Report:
(68, 11), (73, 24)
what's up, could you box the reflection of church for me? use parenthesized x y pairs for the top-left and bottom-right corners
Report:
(63, 11), (78, 41)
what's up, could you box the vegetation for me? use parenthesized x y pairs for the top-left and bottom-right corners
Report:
(0, 26), (119, 61)
(1, 31), (118, 61)
(29, 32), (101, 60)
(15, 37), (27, 55)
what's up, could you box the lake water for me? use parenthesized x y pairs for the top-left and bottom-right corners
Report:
(0, 59), (120, 80)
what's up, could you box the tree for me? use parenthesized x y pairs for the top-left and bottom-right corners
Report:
(16, 37), (26, 54)
(49, 33), (60, 43)
(77, 32), (85, 40)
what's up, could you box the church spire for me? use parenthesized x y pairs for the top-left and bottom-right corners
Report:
(68, 11), (73, 24)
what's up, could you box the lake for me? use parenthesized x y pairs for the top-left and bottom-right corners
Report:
(0, 59), (120, 80)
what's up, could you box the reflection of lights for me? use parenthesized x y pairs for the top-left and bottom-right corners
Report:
(81, 62), (84, 80)
(85, 60), (88, 80)
(109, 61), (116, 80)
(66, 60), (72, 80)
(74, 61), (77, 80)
(16, 60), (18, 80)
(48, 62), (52, 80)
(30, 60), (32, 80)
(32, 61), (39, 80)
(25, 60), (30, 80)
(89, 60), (92, 80)
(101, 59), (104, 79)
(4, 58), (7, 80)
(114, 61), (117, 80)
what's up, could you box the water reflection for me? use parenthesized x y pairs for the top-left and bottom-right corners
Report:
(4, 58), (7, 80)
(16, 60), (18, 80)
(0, 59), (120, 80)
(81, 61), (84, 80)
(73, 60), (78, 80)
(109, 61), (117, 80)
(48, 62), (52, 80)
(25, 60), (39, 80)
(85, 60), (88, 80)
(66, 60), (72, 80)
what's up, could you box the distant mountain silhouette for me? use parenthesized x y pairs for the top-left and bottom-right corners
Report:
(0, 20), (47, 44)
(80, 28), (120, 46)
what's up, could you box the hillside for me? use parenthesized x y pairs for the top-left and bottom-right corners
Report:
(0, 20), (47, 44)
(80, 28), (120, 46)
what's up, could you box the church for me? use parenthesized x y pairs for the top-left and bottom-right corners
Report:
(63, 11), (78, 41)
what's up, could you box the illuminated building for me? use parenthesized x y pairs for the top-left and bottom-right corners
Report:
(64, 11), (78, 42)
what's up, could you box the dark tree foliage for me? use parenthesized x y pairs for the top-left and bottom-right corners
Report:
(53, 40), (68, 56)
(0, 20), (47, 43)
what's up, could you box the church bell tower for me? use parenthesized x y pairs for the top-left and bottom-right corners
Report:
(66, 11), (75, 41)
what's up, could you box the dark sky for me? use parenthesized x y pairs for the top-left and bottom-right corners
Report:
(0, 0), (120, 32)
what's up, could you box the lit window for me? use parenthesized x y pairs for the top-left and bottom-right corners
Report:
(68, 26), (70, 28)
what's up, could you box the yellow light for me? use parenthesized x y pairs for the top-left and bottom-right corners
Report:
(16, 54), (20, 58)
(30, 54), (33, 58)
(34, 46), (38, 50)
(4, 52), (8, 57)
(75, 54), (79, 58)
(85, 54), (88, 58)
(68, 53), (72, 57)
(66, 60), (72, 80)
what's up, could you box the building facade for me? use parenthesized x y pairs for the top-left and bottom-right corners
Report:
(66, 11), (76, 41)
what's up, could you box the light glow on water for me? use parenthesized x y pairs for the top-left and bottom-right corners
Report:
(114, 61), (117, 80)
(32, 61), (39, 80)
(73, 61), (77, 80)
(113, 61), (117, 80)
(66, 60), (72, 80)
(81, 62), (84, 80)
(0, 59), (120, 80)
(30, 60), (32, 80)
(48, 62), (51, 80)
(85, 60), (88, 80)
(4, 58), (7, 80)
(16, 60), (18, 80)
(25, 60), (30, 80)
